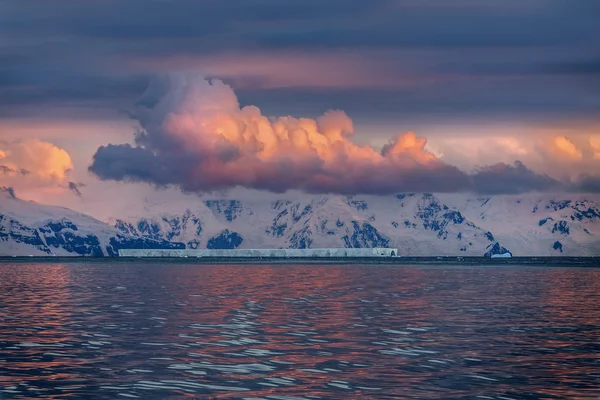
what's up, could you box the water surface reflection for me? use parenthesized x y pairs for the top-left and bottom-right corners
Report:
(1, 264), (599, 399)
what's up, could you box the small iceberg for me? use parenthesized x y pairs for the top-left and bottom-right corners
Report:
(490, 252), (512, 258)
(484, 242), (513, 257)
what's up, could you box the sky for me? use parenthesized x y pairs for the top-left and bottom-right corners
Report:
(1, 0), (599, 217)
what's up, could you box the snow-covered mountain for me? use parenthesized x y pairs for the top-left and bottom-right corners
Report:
(1, 188), (599, 256)
(0, 190), (183, 256)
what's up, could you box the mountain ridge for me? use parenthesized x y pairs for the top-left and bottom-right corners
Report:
(1, 191), (599, 256)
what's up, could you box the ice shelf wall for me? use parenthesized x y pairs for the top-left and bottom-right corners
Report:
(118, 248), (399, 257)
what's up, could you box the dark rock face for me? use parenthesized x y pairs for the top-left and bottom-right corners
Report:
(106, 236), (185, 256)
(347, 196), (368, 211)
(115, 211), (203, 243)
(272, 200), (292, 210)
(137, 219), (164, 239)
(546, 200), (572, 211)
(478, 197), (491, 207)
(205, 200), (248, 222)
(1, 215), (50, 254)
(266, 209), (289, 237)
(571, 205), (600, 222)
(540, 199), (600, 223)
(317, 219), (336, 236)
(289, 226), (313, 249)
(415, 195), (467, 240)
(268, 200), (325, 242)
(445, 211), (465, 224)
(206, 229), (243, 249)
(2, 213), (185, 257)
(342, 221), (389, 248)
(114, 220), (137, 236)
(552, 221), (570, 235)
(291, 203), (312, 223)
(44, 231), (103, 257)
(395, 193), (415, 201)
(4, 216), (106, 256)
(114, 218), (164, 240)
(538, 217), (553, 226)
(553, 241), (563, 253)
(44, 220), (79, 232)
(187, 239), (200, 249)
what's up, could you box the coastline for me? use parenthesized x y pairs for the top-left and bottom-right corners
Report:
(1, 256), (599, 267)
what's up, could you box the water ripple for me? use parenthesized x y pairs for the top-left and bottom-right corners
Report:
(1, 263), (599, 399)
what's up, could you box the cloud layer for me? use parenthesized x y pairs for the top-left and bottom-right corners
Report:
(2, 0), (599, 122)
(90, 74), (579, 195)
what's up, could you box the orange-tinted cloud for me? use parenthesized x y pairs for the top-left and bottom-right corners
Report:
(551, 136), (583, 160)
(427, 125), (600, 184)
(90, 74), (566, 194)
(0, 140), (74, 195)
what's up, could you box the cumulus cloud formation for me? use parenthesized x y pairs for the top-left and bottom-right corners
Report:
(0, 139), (74, 187)
(87, 74), (577, 195)
(426, 130), (600, 183)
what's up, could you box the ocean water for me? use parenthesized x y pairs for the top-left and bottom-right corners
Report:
(1, 263), (599, 399)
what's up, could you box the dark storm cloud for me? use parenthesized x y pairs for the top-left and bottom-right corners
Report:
(569, 175), (600, 193)
(90, 141), (566, 195)
(90, 144), (475, 195)
(89, 144), (179, 187)
(470, 161), (561, 194)
(67, 181), (85, 197)
(1, 0), (599, 120)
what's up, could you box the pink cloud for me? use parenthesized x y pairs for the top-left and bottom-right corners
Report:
(0, 139), (73, 182)
(89, 73), (563, 194)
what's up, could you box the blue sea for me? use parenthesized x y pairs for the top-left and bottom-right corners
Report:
(1, 263), (599, 399)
